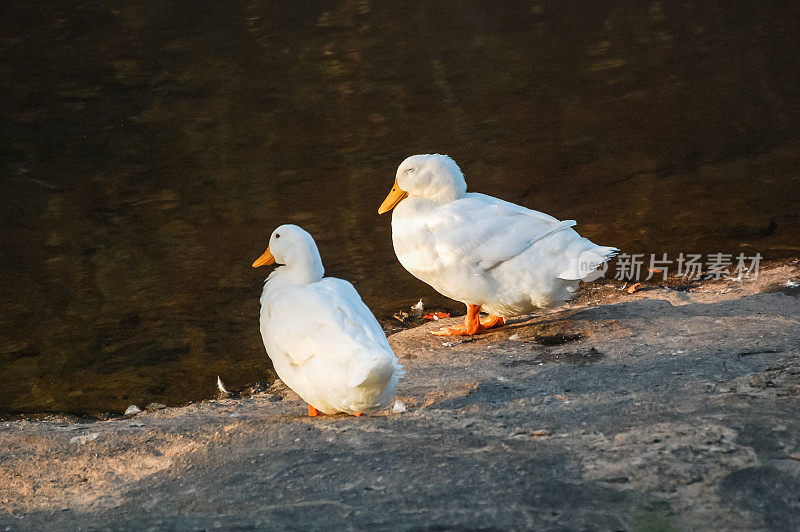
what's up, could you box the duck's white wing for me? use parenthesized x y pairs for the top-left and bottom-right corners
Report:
(431, 193), (577, 271)
(266, 278), (392, 374)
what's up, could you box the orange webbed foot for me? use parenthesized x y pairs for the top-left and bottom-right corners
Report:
(308, 404), (321, 417)
(431, 304), (501, 336)
(431, 323), (484, 336)
(479, 315), (506, 330)
(353, 412), (364, 417)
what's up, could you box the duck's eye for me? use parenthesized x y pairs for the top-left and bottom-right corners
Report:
(275, 233), (280, 239)
(406, 167), (414, 173)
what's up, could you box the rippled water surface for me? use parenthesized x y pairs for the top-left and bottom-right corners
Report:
(2, 1), (799, 416)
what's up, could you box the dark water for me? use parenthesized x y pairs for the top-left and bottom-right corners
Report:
(2, 1), (799, 417)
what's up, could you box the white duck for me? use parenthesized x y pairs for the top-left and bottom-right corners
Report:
(378, 154), (617, 336)
(252, 224), (404, 416)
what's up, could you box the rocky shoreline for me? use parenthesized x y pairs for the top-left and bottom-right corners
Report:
(1, 263), (799, 530)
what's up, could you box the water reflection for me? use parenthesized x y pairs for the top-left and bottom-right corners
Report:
(2, 0), (799, 416)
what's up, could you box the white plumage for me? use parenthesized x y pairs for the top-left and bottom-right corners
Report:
(253, 224), (404, 415)
(379, 154), (617, 331)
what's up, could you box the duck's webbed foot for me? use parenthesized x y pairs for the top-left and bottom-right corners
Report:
(431, 324), (481, 336)
(479, 314), (506, 329)
(308, 404), (321, 417)
(431, 305), (505, 336)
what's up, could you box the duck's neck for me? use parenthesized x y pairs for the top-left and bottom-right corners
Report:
(269, 249), (325, 287)
(393, 195), (446, 219)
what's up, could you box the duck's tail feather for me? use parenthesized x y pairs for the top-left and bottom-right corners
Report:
(348, 353), (404, 389)
(558, 245), (619, 281)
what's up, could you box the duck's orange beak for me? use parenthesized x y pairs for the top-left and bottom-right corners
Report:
(378, 179), (408, 214)
(252, 247), (275, 267)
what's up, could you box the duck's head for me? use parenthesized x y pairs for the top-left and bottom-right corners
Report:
(252, 224), (324, 283)
(378, 154), (467, 214)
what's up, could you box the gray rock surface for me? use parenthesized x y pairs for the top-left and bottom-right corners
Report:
(1, 265), (799, 530)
